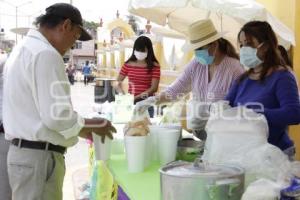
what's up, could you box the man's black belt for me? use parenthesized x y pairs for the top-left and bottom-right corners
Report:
(11, 139), (66, 154)
(0, 122), (4, 133)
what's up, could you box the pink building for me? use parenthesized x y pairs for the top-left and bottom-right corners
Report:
(70, 40), (96, 69)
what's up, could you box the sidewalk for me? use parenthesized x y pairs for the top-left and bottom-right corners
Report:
(63, 81), (95, 200)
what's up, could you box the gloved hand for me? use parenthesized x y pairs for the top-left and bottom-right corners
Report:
(134, 96), (157, 114)
(188, 116), (208, 131)
(186, 101), (210, 131)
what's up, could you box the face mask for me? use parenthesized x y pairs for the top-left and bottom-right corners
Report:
(195, 49), (214, 65)
(134, 51), (147, 60)
(239, 46), (263, 68)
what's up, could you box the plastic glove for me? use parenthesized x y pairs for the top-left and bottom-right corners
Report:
(134, 96), (157, 114)
(188, 116), (208, 131)
(188, 116), (208, 141)
(186, 101), (210, 131)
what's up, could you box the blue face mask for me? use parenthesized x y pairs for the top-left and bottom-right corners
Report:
(239, 46), (263, 68)
(195, 49), (214, 65)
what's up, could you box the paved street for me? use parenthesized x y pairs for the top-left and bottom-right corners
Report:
(63, 81), (95, 200)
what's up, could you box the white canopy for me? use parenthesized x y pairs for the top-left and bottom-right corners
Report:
(129, 0), (295, 46)
(10, 27), (30, 36)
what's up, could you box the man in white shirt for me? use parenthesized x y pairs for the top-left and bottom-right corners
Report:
(0, 50), (11, 200)
(2, 3), (116, 200)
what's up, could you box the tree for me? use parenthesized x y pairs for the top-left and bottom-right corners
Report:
(82, 20), (99, 39)
(126, 15), (141, 35)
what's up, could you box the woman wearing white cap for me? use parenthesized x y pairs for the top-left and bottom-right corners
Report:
(136, 19), (244, 139)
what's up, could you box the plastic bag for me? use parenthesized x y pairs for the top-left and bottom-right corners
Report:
(90, 161), (118, 200)
(205, 106), (269, 135)
(131, 108), (150, 122)
(88, 141), (94, 177)
(112, 94), (134, 123)
(123, 109), (151, 136)
(160, 100), (185, 124)
(203, 106), (292, 186)
(241, 144), (291, 185)
(242, 179), (282, 200)
(290, 161), (300, 178)
(203, 107), (269, 163)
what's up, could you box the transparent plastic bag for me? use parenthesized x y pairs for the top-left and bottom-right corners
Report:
(112, 94), (134, 123)
(241, 144), (291, 185)
(242, 179), (283, 200)
(160, 100), (186, 124)
(203, 107), (269, 164)
(89, 161), (118, 200)
(123, 109), (151, 136)
(203, 107), (292, 187)
(291, 161), (300, 178)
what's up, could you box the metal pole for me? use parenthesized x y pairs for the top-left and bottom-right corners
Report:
(0, 0), (32, 45)
(15, 6), (18, 44)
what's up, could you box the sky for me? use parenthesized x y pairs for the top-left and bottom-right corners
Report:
(0, 0), (132, 40)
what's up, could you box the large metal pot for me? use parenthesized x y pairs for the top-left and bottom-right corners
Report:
(160, 160), (245, 200)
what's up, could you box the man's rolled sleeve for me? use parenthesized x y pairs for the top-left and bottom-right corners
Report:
(59, 114), (84, 139)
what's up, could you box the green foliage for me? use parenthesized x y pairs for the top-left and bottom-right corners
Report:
(126, 15), (140, 34)
(83, 20), (100, 31)
(82, 20), (100, 38)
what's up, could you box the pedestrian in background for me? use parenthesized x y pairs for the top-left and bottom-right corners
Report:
(82, 60), (91, 85)
(66, 63), (75, 85)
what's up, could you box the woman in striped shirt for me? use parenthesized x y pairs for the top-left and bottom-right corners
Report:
(136, 19), (244, 139)
(116, 36), (160, 117)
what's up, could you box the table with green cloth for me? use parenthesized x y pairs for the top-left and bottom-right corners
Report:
(108, 154), (161, 200)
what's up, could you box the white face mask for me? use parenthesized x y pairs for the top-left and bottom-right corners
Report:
(134, 51), (147, 60)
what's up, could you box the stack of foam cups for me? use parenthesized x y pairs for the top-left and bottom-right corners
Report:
(149, 125), (181, 165)
(124, 135), (149, 173)
(92, 132), (112, 161)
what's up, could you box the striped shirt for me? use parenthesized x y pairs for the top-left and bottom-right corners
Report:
(165, 56), (245, 102)
(120, 63), (160, 96)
